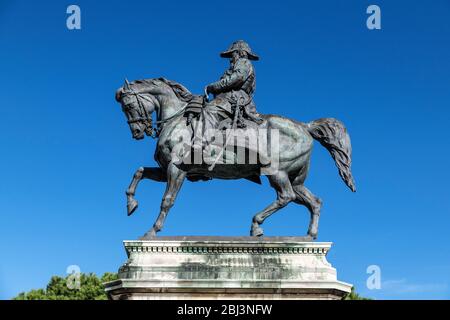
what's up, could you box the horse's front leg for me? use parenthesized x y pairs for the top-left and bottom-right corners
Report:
(141, 163), (186, 239)
(126, 167), (167, 216)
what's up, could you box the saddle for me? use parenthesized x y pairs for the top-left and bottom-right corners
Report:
(184, 95), (232, 120)
(185, 94), (261, 129)
(182, 96), (268, 185)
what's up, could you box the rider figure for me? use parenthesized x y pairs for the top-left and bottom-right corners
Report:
(191, 40), (263, 150)
(206, 40), (263, 125)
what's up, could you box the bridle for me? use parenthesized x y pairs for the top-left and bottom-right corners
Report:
(122, 89), (157, 137)
(122, 82), (188, 139)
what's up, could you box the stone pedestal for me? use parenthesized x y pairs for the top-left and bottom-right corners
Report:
(104, 236), (351, 300)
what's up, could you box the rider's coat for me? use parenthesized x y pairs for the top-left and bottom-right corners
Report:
(208, 57), (259, 120)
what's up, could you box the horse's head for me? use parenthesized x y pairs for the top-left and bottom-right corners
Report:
(115, 79), (159, 140)
(116, 78), (192, 140)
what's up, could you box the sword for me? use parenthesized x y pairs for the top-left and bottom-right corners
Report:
(208, 104), (240, 171)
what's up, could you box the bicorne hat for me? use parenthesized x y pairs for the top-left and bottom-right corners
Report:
(220, 40), (259, 61)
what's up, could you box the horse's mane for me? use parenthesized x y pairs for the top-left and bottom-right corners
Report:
(132, 78), (194, 103)
(158, 78), (195, 102)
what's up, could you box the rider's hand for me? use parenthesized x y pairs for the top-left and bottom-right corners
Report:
(206, 84), (218, 95)
(204, 85), (216, 102)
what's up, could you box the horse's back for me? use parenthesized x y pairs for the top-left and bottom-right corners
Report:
(264, 114), (313, 160)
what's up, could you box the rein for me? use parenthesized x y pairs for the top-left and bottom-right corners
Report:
(124, 89), (188, 138)
(154, 102), (188, 125)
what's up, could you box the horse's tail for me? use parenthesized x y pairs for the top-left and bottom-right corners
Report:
(306, 118), (356, 192)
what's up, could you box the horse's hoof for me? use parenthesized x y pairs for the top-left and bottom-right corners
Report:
(139, 229), (157, 240)
(305, 233), (317, 241)
(127, 199), (138, 216)
(250, 224), (264, 237)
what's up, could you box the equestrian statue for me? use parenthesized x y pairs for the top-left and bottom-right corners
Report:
(115, 40), (356, 240)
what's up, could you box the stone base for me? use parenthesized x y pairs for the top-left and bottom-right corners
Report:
(104, 237), (352, 300)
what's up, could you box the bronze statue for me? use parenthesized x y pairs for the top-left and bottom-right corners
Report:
(115, 40), (356, 240)
(189, 40), (263, 150)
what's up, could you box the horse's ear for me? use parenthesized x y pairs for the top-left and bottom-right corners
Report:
(124, 78), (131, 91)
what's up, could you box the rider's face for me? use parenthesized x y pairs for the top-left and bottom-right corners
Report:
(231, 51), (240, 63)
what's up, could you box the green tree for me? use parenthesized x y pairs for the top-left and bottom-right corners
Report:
(13, 272), (118, 300)
(344, 287), (371, 300)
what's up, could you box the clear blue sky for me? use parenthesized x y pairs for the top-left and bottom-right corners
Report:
(1, 0), (449, 300)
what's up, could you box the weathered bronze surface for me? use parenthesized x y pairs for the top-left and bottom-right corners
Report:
(115, 40), (356, 240)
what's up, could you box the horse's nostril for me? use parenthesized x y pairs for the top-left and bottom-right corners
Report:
(133, 128), (142, 137)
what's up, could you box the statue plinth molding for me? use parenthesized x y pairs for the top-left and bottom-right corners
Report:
(104, 237), (352, 300)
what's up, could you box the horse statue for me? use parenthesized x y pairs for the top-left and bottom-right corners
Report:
(115, 78), (356, 240)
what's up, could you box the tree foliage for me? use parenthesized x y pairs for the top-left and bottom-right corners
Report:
(344, 287), (371, 300)
(13, 272), (118, 300)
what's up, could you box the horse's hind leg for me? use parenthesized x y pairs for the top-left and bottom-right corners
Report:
(126, 167), (167, 216)
(141, 163), (186, 239)
(293, 184), (322, 239)
(250, 171), (296, 237)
